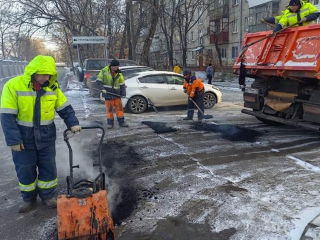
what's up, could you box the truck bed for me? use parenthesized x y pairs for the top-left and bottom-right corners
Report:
(233, 24), (320, 80)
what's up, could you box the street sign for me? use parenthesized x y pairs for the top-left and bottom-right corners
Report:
(72, 36), (107, 44)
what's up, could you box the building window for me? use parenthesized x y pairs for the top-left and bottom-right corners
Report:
(221, 18), (229, 32)
(210, 21), (217, 33)
(198, 30), (203, 45)
(232, 20), (238, 33)
(219, 48), (227, 59)
(219, 0), (226, 6)
(191, 31), (194, 41)
(198, 7), (203, 24)
(209, 0), (215, 10)
(312, 0), (319, 4)
(191, 51), (195, 60)
(232, 0), (239, 5)
(232, 46), (238, 58)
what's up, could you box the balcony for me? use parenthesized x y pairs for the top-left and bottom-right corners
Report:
(248, 23), (273, 33)
(208, 5), (229, 21)
(209, 32), (229, 44)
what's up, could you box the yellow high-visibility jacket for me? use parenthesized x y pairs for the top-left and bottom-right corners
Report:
(96, 65), (126, 100)
(173, 65), (182, 74)
(279, 1), (319, 28)
(0, 55), (79, 149)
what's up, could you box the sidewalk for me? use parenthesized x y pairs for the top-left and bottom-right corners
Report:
(194, 71), (254, 89)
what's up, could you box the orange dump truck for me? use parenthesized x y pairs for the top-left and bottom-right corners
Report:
(233, 24), (320, 131)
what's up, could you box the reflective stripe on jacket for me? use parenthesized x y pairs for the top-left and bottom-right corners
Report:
(96, 65), (126, 100)
(183, 76), (204, 98)
(0, 55), (79, 149)
(279, 1), (319, 28)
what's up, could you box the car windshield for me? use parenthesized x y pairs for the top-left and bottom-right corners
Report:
(125, 73), (140, 80)
(86, 60), (107, 70)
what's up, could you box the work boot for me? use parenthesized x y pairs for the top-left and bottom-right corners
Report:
(18, 200), (36, 213)
(43, 198), (57, 209)
(119, 122), (129, 127)
(107, 125), (113, 129)
(183, 117), (193, 120)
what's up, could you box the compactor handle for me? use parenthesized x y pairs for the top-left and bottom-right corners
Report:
(63, 125), (105, 184)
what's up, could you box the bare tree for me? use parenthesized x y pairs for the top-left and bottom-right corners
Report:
(175, 0), (210, 68)
(0, 1), (15, 58)
(159, 0), (179, 69)
(138, 0), (160, 66)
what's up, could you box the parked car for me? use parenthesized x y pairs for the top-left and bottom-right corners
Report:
(88, 66), (154, 98)
(76, 58), (139, 85)
(121, 71), (222, 114)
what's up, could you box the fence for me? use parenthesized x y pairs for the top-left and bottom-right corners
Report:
(0, 60), (28, 81)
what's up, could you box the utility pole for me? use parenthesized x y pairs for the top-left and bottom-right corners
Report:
(104, 36), (108, 59)
(239, 0), (243, 51)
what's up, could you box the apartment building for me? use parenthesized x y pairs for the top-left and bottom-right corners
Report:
(148, 0), (320, 71)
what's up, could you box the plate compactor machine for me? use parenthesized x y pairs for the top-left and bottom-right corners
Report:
(57, 126), (115, 240)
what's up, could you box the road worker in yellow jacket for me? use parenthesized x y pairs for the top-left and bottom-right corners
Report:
(96, 59), (128, 129)
(0, 55), (81, 213)
(173, 64), (182, 74)
(273, 0), (320, 32)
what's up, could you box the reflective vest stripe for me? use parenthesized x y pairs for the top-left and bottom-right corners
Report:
(19, 180), (37, 192)
(55, 101), (70, 111)
(44, 92), (57, 96)
(40, 119), (54, 125)
(0, 108), (18, 114)
(103, 85), (120, 89)
(16, 91), (36, 96)
(37, 178), (58, 189)
(300, 8), (309, 14)
(17, 119), (54, 127)
(119, 82), (125, 86)
(17, 120), (34, 127)
(16, 91), (57, 97)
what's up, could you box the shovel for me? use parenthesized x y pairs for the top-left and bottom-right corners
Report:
(188, 97), (213, 119)
(92, 88), (159, 113)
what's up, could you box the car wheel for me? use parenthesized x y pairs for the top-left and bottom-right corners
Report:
(127, 96), (147, 114)
(204, 92), (216, 109)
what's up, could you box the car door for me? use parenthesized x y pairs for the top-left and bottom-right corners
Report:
(138, 75), (170, 106)
(164, 74), (187, 105)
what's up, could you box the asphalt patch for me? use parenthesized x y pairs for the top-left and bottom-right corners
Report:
(191, 123), (263, 142)
(141, 121), (178, 134)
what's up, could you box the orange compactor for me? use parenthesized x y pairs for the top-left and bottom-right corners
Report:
(57, 126), (114, 240)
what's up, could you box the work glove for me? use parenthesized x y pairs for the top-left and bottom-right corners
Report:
(10, 143), (25, 151)
(300, 17), (307, 23)
(102, 89), (107, 94)
(71, 125), (82, 133)
(273, 24), (282, 33)
(183, 89), (187, 93)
